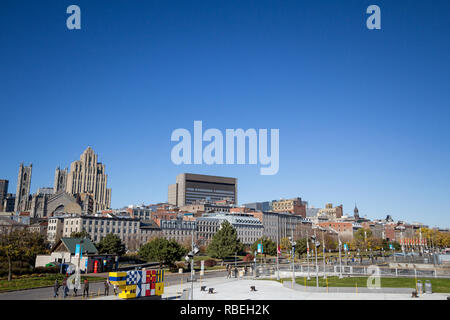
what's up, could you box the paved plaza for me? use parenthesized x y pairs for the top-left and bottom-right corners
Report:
(93, 275), (449, 300)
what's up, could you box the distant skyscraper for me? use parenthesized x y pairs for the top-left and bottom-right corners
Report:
(66, 147), (112, 212)
(168, 173), (237, 207)
(14, 163), (32, 212)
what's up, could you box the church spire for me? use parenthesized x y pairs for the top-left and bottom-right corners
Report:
(354, 203), (359, 218)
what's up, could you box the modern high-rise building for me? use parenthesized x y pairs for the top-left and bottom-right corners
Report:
(168, 173), (237, 207)
(14, 163), (32, 212)
(66, 147), (112, 213)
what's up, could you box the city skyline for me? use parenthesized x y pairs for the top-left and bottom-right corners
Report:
(1, 1), (449, 228)
(0, 146), (448, 229)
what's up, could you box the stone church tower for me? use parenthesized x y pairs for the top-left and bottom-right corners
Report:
(354, 204), (360, 220)
(14, 163), (32, 212)
(53, 167), (68, 193)
(66, 147), (111, 213)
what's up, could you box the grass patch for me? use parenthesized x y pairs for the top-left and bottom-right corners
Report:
(0, 274), (106, 293)
(273, 276), (450, 293)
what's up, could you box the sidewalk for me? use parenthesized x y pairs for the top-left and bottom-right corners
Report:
(161, 276), (449, 300)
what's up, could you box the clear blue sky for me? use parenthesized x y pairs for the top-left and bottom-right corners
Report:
(0, 1), (449, 228)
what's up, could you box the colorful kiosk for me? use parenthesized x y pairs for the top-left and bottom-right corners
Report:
(108, 269), (164, 299)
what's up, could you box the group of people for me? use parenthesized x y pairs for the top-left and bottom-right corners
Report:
(226, 264), (249, 278)
(53, 275), (90, 298)
(53, 275), (119, 299)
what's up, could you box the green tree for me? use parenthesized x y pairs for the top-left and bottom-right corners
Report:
(279, 237), (291, 252)
(97, 233), (126, 256)
(390, 241), (401, 251)
(294, 238), (308, 257)
(139, 237), (187, 268)
(352, 228), (373, 253)
(70, 230), (91, 240)
(250, 237), (277, 258)
(323, 235), (338, 252)
(207, 221), (242, 265)
(0, 230), (47, 281)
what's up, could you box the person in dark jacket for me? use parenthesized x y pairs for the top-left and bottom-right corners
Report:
(104, 280), (110, 296)
(53, 280), (60, 298)
(83, 279), (89, 298)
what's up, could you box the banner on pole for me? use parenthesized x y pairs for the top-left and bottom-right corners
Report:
(257, 243), (263, 253)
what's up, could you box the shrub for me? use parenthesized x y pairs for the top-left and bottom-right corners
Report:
(243, 254), (254, 262)
(34, 266), (59, 274)
(203, 259), (217, 268)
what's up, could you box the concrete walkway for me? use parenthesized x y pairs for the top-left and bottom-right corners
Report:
(160, 276), (449, 300)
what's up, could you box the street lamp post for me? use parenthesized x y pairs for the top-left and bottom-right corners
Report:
(185, 231), (199, 300)
(254, 250), (257, 277)
(289, 231), (295, 286)
(234, 252), (237, 278)
(338, 236), (343, 279)
(322, 232), (326, 279)
(190, 232), (194, 300)
(312, 230), (319, 288)
(306, 232), (310, 280)
(276, 217), (280, 280)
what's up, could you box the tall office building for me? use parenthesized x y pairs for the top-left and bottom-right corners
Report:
(66, 147), (112, 213)
(14, 163), (32, 212)
(168, 173), (237, 207)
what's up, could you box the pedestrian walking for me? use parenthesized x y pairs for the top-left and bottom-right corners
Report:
(83, 278), (89, 298)
(53, 279), (60, 298)
(113, 284), (118, 296)
(104, 279), (110, 296)
(226, 265), (231, 278)
(62, 276), (68, 298)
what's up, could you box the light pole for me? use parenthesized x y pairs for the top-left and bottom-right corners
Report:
(364, 230), (368, 262)
(338, 236), (343, 279)
(185, 231), (199, 300)
(234, 251), (237, 278)
(254, 250), (257, 277)
(289, 232), (295, 286)
(306, 233), (310, 280)
(322, 232), (326, 279)
(312, 231), (319, 288)
(276, 217), (280, 280)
